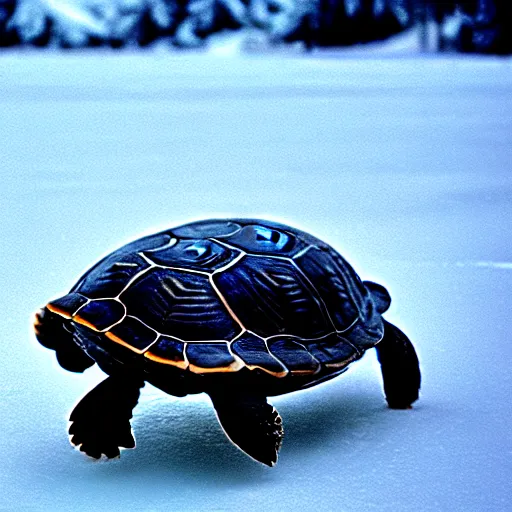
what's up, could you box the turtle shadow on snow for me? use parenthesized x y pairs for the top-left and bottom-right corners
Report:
(105, 381), (394, 485)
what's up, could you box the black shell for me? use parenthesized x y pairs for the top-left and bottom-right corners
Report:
(46, 219), (385, 378)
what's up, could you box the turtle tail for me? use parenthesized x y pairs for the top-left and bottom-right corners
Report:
(34, 306), (94, 373)
(363, 281), (391, 314)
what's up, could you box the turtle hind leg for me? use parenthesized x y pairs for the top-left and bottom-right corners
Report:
(375, 320), (421, 409)
(209, 393), (284, 467)
(69, 373), (145, 459)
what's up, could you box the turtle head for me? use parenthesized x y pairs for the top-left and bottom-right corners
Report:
(363, 281), (392, 314)
(34, 304), (94, 373)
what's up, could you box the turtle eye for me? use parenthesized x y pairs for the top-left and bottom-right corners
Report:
(253, 226), (289, 250)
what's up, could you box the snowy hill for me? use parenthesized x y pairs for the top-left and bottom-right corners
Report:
(0, 52), (511, 511)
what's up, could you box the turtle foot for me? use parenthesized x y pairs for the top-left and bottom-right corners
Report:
(68, 374), (144, 459)
(376, 320), (421, 409)
(210, 393), (284, 467)
(69, 415), (135, 459)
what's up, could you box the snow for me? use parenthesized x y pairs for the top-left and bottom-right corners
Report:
(1, 51), (512, 511)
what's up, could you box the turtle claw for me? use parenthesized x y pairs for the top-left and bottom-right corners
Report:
(69, 418), (135, 459)
(210, 393), (284, 467)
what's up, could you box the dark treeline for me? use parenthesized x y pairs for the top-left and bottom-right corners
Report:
(415, 0), (512, 54)
(0, 0), (510, 54)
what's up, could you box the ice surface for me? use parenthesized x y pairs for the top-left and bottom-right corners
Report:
(1, 51), (511, 511)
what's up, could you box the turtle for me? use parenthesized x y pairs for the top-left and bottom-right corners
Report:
(34, 218), (421, 466)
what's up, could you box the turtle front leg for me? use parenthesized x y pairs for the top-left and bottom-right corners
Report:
(375, 320), (421, 409)
(69, 373), (145, 459)
(209, 392), (284, 467)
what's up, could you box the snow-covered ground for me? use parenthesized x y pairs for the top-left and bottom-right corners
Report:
(1, 51), (511, 511)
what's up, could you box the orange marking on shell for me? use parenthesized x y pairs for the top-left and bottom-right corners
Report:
(289, 368), (318, 376)
(245, 364), (288, 378)
(144, 351), (188, 370)
(105, 331), (145, 354)
(324, 353), (358, 370)
(188, 359), (244, 374)
(46, 303), (73, 319)
(325, 361), (351, 370)
(73, 314), (99, 332)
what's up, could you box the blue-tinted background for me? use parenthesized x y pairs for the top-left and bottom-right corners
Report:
(1, 1), (512, 54)
(1, 3), (512, 511)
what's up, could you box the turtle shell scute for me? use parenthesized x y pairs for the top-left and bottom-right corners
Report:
(171, 220), (242, 239)
(221, 224), (308, 257)
(73, 252), (150, 299)
(213, 255), (331, 339)
(119, 267), (241, 342)
(143, 238), (240, 272)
